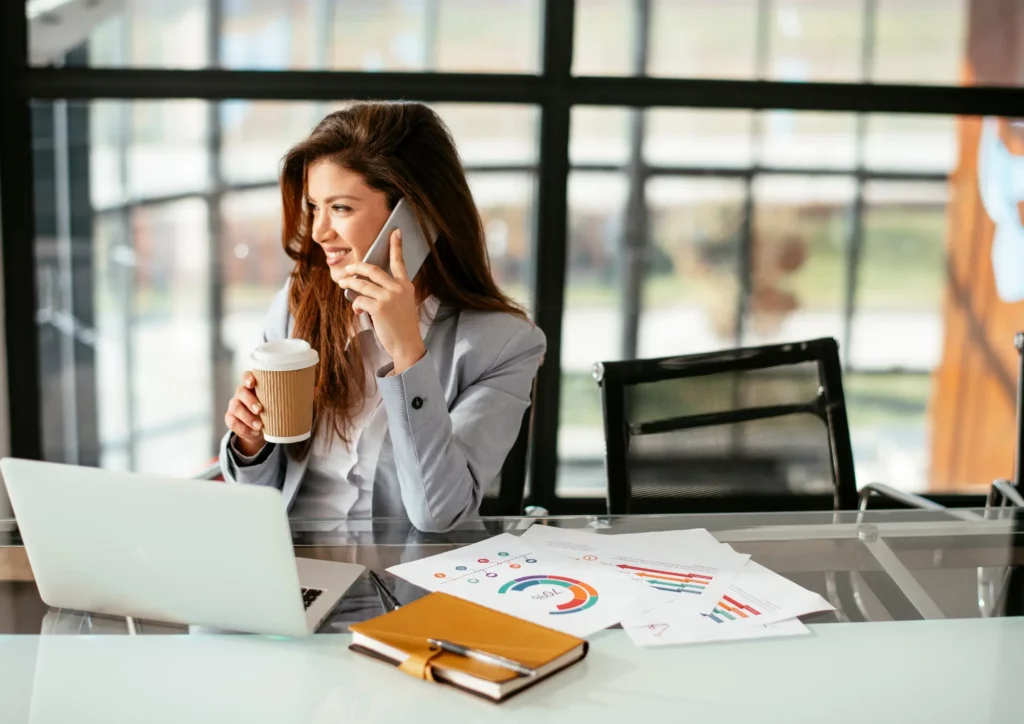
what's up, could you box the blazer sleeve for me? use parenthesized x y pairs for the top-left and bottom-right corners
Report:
(217, 284), (291, 490)
(219, 432), (286, 489)
(376, 320), (546, 533)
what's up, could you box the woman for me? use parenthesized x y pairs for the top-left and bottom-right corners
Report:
(219, 102), (545, 533)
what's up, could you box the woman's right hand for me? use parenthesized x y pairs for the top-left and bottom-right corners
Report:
(225, 372), (266, 457)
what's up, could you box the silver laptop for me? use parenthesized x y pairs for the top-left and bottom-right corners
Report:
(1, 458), (364, 636)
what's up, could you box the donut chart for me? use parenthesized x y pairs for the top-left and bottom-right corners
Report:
(497, 574), (599, 615)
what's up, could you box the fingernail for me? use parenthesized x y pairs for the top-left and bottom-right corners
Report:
(395, 229), (402, 240)
(252, 404), (261, 413)
(246, 378), (254, 388)
(252, 421), (262, 430)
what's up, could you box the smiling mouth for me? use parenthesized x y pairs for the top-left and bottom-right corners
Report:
(324, 249), (351, 266)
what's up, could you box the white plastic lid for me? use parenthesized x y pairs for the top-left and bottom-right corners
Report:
(249, 339), (319, 372)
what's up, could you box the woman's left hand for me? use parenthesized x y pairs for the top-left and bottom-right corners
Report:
(337, 229), (426, 374)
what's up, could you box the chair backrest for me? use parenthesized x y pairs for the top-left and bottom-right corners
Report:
(594, 338), (858, 514)
(478, 378), (537, 517)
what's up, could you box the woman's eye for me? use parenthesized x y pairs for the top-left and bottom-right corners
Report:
(331, 205), (351, 213)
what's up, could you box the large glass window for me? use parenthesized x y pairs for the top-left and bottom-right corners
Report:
(558, 172), (627, 497)
(19, 0), (1021, 514)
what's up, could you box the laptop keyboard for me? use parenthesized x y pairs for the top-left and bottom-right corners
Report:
(301, 587), (324, 610)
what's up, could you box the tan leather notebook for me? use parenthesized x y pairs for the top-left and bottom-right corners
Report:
(349, 592), (588, 701)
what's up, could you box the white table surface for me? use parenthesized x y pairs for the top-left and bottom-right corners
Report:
(1, 617), (1020, 724)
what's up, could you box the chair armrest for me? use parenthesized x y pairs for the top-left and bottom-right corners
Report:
(989, 479), (1024, 508)
(858, 483), (947, 512)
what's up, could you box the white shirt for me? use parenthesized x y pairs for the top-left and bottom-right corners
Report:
(287, 297), (440, 520)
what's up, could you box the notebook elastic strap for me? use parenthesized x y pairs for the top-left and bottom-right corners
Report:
(398, 648), (443, 682)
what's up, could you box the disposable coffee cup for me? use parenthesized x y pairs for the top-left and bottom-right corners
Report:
(248, 339), (319, 444)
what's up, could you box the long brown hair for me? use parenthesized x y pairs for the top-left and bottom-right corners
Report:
(280, 101), (525, 452)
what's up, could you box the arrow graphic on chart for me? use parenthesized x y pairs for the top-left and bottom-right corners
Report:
(632, 572), (708, 583)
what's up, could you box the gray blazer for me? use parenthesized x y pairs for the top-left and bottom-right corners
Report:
(219, 286), (546, 533)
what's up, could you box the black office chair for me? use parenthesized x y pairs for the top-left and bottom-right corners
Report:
(593, 337), (859, 515)
(478, 385), (535, 516)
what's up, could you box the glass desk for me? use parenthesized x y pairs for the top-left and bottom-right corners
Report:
(3, 508), (1023, 723)
(2, 507), (1023, 634)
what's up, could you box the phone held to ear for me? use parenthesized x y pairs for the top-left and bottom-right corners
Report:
(343, 198), (437, 302)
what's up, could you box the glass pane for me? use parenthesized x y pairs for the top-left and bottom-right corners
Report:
(649, 0), (759, 80)
(765, 0), (865, 82)
(467, 173), (536, 311)
(221, 188), (294, 387)
(644, 109), (755, 168)
(759, 111), (858, 169)
(330, 0), (541, 73)
(92, 213), (130, 466)
(865, 115), (959, 173)
(78, 0), (210, 69)
(572, 0), (634, 76)
(129, 199), (213, 475)
(432, 104), (539, 166)
(433, 0), (542, 73)
(35, 99), (215, 475)
(850, 181), (948, 370)
(127, 101), (210, 198)
(746, 174), (855, 347)
(221, 102), (322, 184)
(872, 0), (967, 86)
(558, 172), (628, 497)
(88, 100), (210, 205)
(222, 102), (538, 185)
(570, 107), (632, 165)
(31, 0), (540, 73)
(846, 372), (933, 493)
(222, 0), (318, 70)
(642, 177), (747, 356)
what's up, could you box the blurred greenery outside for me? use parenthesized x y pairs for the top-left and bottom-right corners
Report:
(565, 201), (946, 310)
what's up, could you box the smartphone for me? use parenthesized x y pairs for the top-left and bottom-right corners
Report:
(343, 198), (437, 302)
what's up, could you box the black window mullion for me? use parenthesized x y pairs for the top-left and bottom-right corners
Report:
(1, 0), (42, 462)
(526, 0), (574, 512)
